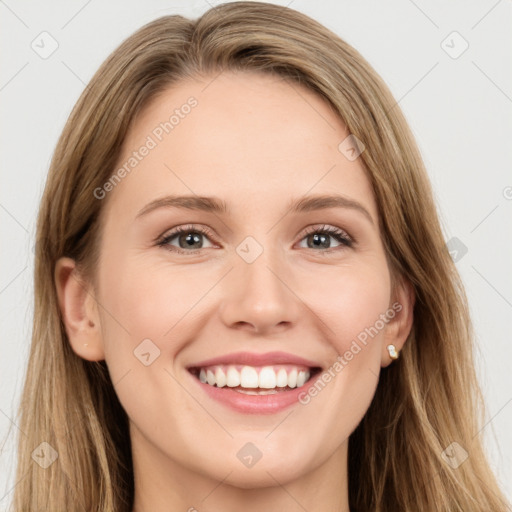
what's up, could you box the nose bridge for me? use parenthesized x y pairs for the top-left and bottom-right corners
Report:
(219, 240), (300, 333)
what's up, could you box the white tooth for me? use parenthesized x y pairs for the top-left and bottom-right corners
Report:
(259, 366), (277, 389)
(296, 370), (307, 387)
(199, 368), (207, 383)
(240, 366), (259, 388)
(288, 368), (298, 388)
(215, 367), (227, 387)
(236, 388), (278, 395)
(276, 368), (288, 387)
(226, 366), (241, 387)
(206, 369), (216, 386)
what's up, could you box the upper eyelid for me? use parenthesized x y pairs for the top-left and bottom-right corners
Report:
(302, 224), (351, 238)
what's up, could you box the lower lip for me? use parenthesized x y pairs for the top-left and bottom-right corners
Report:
(190, 371), (320, 414)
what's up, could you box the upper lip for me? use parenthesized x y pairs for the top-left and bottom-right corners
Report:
(187, 351), (322, 369)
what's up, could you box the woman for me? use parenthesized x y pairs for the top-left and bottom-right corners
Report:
(12, 2), (511, 511)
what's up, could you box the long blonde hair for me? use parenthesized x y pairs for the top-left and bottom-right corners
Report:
(10, 2), (510, 510)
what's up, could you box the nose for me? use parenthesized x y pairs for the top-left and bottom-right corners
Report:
(218, 249), (302, 335)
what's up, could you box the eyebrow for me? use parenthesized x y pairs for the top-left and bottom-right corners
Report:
(136, 195), (228, 219)
(288, 194), (374, 225)
(135, 193), (374, 225)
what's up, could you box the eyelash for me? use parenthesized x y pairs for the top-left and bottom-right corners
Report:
(156, 224), (354, 256)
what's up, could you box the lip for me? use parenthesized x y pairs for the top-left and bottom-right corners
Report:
(187, 351), (322, 369)
(186, 351), (323, 415)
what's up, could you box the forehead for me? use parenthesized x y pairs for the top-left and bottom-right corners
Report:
(103, 70), (378, 223)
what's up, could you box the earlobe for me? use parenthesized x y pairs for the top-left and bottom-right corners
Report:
(54, 257), (105, 361)
(382, 277), (415, 367)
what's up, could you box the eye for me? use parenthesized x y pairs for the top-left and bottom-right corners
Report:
(297, 225), (354, 252)
(156, 223), (354, 255)
(156, 224), (216, 254)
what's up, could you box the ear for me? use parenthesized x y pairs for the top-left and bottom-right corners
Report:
(54, 257), (105, 361)
(381, 275), (415, 367)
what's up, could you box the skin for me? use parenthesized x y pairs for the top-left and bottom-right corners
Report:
(55, 70), (414, 512)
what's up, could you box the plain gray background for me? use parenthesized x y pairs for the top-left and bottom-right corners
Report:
(1, 0), (511, 508)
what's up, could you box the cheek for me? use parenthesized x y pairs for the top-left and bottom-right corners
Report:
(97, 251), (202, 348)
(289, 265), (391, 453)
(95, 258), (197, 433)
(303, 261), (391, 351)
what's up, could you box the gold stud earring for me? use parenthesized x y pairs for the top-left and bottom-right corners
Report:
(387, 344), (399, 360)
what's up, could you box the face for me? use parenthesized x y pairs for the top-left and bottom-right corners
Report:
(61, 70), (412, 491)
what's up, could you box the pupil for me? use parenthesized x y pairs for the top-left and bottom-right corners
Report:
(310, 233), (329, 249)
(180, 232), (202, 248)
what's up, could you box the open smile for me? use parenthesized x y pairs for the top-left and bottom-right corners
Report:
(187, 351), (323, 414)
